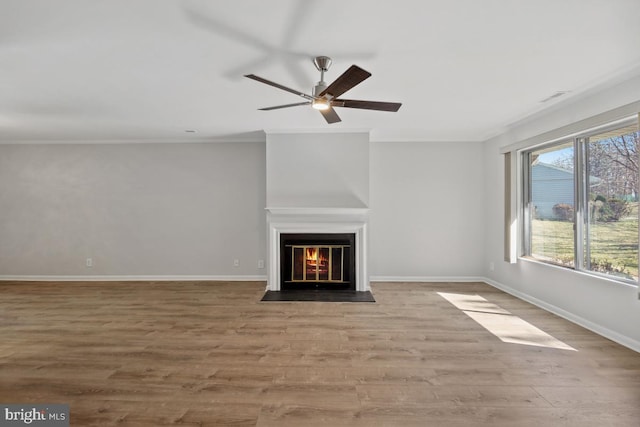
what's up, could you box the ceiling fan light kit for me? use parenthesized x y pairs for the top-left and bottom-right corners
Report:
(311, 98), (330, 110)
(244, 56), (402, 124)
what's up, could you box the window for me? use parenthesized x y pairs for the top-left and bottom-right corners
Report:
(523, 119), (639, 283)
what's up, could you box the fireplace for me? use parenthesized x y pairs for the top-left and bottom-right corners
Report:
(265, 207), (369, 292)
(280, 233), (355, 290)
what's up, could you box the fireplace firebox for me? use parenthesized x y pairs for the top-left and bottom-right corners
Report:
(280, 233), (356, 290)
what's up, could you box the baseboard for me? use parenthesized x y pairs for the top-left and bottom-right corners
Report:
(369, 276), (486, 283)
(0, 275), (268, 282)
(482, 276), (640, 354)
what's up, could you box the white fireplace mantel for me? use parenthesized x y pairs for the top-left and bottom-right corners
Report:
(265, 207), (370, 292)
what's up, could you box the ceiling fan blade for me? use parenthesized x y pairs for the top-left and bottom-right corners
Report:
(259, 102), (310, 111)
(244, 74), (313, 100)
(319, 65), (371, 98)
(333, 99), (402, 112)
(319, 107), (341, 124)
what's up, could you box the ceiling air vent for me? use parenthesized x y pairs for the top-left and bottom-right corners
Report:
(540, 91), (570, 103)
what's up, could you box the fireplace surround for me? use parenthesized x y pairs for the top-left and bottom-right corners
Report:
(265, 207), (369, 292)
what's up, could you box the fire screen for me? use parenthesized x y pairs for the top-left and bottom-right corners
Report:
(280, 233), (355, 290)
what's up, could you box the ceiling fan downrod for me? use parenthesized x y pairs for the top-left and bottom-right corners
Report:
(313, 56), (332, 93)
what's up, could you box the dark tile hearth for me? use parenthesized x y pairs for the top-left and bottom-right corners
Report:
(261, 290), (375, 302)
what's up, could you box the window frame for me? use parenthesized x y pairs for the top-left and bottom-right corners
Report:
(520, 117), (639, 286)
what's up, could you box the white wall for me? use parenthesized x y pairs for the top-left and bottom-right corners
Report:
(482, 74), (640, 350)
(0, 142), (266, 278)
(265, 132), (369, 208)
(369, 141), (485, 279)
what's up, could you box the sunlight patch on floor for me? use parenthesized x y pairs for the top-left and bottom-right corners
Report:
(438, 292), (576, 351)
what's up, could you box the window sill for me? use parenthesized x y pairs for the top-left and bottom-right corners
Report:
(518, 256), (639, 289)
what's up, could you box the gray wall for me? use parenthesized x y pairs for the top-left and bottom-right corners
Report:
(369, 141), (485, 279)
(0, 142), (266, 277)
(1, 137), (485, 281)
(266, 132), (370, 208)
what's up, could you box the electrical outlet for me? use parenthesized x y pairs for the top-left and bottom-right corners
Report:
(258, 259), (265, 269)
(489, 261), (495, 271)
(233, 259), (239, 267)
(86, 258), (93, 268)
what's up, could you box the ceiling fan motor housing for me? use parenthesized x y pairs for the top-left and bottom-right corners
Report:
(313, 83), (328, 97)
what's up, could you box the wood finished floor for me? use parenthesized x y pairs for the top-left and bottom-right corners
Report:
(0, 281), (639, 426)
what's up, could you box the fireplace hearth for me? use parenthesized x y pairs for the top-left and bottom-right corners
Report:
(280, 233), (355, 290)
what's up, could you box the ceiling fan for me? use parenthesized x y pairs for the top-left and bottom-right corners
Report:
(244, 56), (402, 124)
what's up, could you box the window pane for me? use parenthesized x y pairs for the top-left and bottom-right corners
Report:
(586, 124), (639, 281)
(528, 142), (575, 267)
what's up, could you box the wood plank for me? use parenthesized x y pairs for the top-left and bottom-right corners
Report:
(0, 280), (638, 426)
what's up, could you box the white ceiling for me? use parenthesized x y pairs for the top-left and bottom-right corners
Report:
(2, 0), (640, 143)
